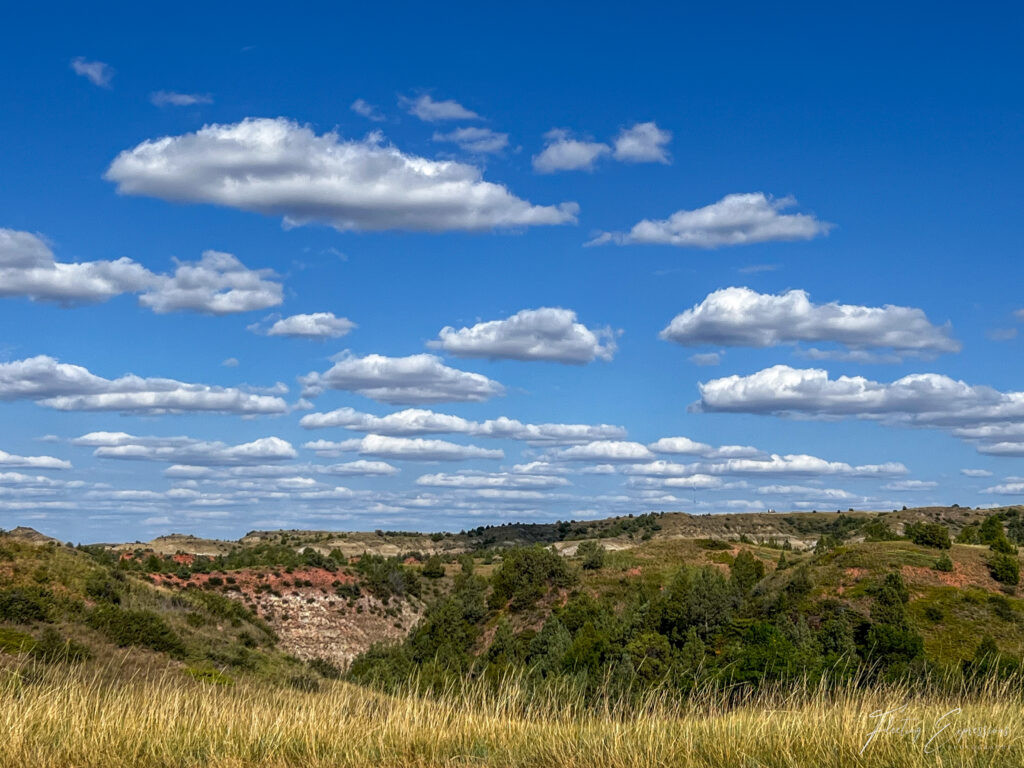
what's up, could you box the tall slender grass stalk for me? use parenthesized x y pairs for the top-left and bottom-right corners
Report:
(2, 659), (1022, 767)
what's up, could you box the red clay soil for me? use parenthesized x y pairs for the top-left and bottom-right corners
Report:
(150, 566), (357, 592)
(901, 560), (998, 592)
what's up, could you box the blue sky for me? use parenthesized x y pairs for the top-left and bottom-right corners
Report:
(2, 2), (1023, 542)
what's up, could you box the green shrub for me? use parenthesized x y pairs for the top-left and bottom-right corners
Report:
(0, 627), (36, 654)
(488, 546), (575, 611)
(988, 554), (1020, 586)
(862, 519), (899, 541)
(421, 556), (446, 579)
(923, 605), (944, 622)
(956, 524), (979, 544)
(30, 628), (91, 663)
(0, 587), (54, 623)
(84, 572), (123, 604)
(933, 553), (954, 572)
(308, 657), (342, 679)
(186, 666), (234, 685)
(730, 550), (766, 594)
(989, 595), (1016, 622)
(86, 605), (186, 656)
(576, 540), (606, 571)
(905, 522), (951, 549)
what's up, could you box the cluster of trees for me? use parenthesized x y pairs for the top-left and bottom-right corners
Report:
(348, 543), (977, 697)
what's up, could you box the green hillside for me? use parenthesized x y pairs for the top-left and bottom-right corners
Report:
(1, 505), (1022, 696)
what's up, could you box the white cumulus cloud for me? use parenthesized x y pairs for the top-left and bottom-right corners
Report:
(105, 118), (577, 233)
(430, 307), (617, 363)
(344, 434), (502, 461)
(588, 193), (832, 248)
(73, 432), (297, 466)
(415, 472), (570, 490)
(251, 312), (356, 339)
(0, 356), (287, 415)
(299, 406), (623, 444)
(532, 129), (611, 173)
(696, 364), (1024, 455)
(661, 287), (959, 357)
(0, 449), (71, 470)
(553, 441), (655, 462)
(300, 353), (504, 404)
(0, 230), (281, 314)
(613, 122), (672, 163)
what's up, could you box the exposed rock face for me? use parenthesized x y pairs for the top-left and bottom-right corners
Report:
(151, 566), (423, 668)
(255, 591), (421, 668)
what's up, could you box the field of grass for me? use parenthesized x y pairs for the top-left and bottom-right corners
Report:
(2, 661), (1023, 767)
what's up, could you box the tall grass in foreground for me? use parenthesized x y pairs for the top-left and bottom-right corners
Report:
(2, 661), (1023, 767)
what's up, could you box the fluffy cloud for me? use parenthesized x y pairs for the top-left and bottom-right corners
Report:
(588, 193), (832, 248)
(755, 485), (856, 500)
(105, 118), (577, 233)
(0, 356), (288, 415)
(661, 287), (959, 357)
(401, 94), (480, 122)
(553, 441), (655, 462)
(71, 57), (113, 88)
(648, 436), (763, 459)
(613, 122), (672, 163)
(532, 130), (610, 173)
(961, 469), (994, 478)
(350, 99), (384, 121)
(882, 480), (938, 491)
(0, 228), (153, 305)
(697, 364), (1024, 454)
(0, 231), (281, 314)
(320, 434), (502, 462)
(300, 353), (504, 404)
(697, 365), (1023, 423)
(433, 127), (509, 154)
(0, 449), (71, 470)
(73, 432), (297, 466)
(150, 91), (213, 107)
(251, 312), (356, 339)
(318, 460), (399, 476)
(416, 472), (570, 490)
(138, 251), (282, 315)
(430, 308), (618, 363)
(647, 436), (712, 455)
(626, 454), (905, 478)
(299, 406), (624, 444)
(981, 482), (1024, 495)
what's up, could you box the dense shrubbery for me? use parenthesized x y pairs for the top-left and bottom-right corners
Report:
(905, 522), (951, 549)
(353, 554), (422, 603)
(31, 627), (91, 663)
(488, 546), (575, 611)
(576, 541), (606, 570)
(988, 553), (1020, 586)
(0, 587), (55, 623)
(86, 605), (186, 657)
(349, 545), (939, 698)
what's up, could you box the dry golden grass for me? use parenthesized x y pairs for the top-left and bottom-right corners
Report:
(2, 661), (1023, 767)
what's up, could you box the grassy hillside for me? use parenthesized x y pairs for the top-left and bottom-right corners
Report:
(1, 505), (1022, 691)
(2, 506), (1023, 766)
